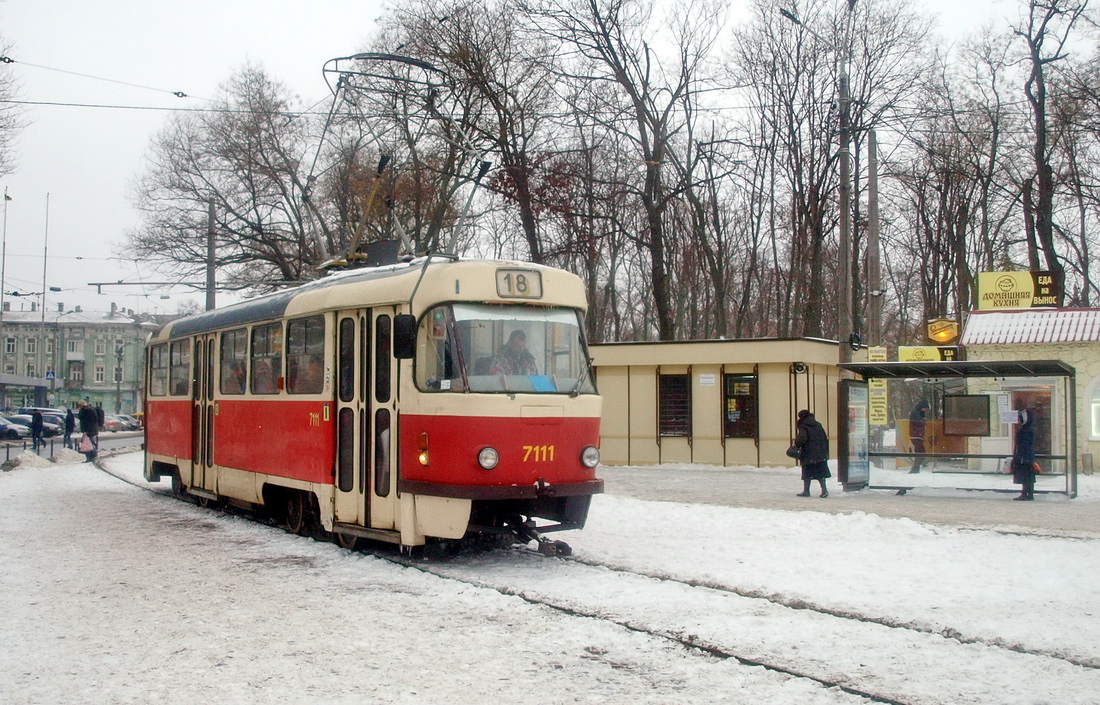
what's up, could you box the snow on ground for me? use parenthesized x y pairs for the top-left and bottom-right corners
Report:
(2, 451), (1099, 704)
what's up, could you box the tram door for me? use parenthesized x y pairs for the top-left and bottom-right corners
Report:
(332, 308), (399, 530)
(334, 310), (369, 526)
(369, 307), (399, 530)
(190, 333), (217, 494)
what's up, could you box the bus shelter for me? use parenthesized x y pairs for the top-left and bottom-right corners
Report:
(838, 360), (1077, 497)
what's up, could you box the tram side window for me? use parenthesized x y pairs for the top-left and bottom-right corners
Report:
(251, 322), (282, 395)
(149, 344), (169, 396)
(219, 328), (248, 395)
(287, 316), (325, 394)
(169, 340), (191, 396)
(723, 374), (758, 439)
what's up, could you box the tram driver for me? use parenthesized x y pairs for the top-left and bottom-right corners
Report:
(488, 329), (538, 376)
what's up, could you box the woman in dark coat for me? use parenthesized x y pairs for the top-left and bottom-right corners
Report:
(77, 401), (99, 463)
(793, 409), (831, 498)
(1012, 409), (1037, 501)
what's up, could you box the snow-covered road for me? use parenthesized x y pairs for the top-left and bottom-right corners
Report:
(3, 451), (1099, 704)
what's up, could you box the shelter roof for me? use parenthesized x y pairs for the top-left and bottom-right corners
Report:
(961, 309), (1100, 345)
(840, 359), (1076, 380)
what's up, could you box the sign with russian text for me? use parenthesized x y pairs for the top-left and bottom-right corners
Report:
(977, 271), (1063, 309)
(898, 346), (959, 362)
(868, 346), (888, 426)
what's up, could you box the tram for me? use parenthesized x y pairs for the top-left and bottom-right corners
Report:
(143, 257), (603, 553)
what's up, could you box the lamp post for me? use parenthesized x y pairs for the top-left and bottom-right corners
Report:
(115, 344), (125, 414)
(780, 2), (857, 362)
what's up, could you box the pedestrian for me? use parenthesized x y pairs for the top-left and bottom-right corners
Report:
(793, 409), (831, 498)
(77, 400), (99, 463)
(908, 399), (930, 474)
(30, 409), (44, 453)
(1012, 408), (1037, 501)
(64, 409), (76, 449)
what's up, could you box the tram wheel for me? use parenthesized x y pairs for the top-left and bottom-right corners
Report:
(335, 532), (361, 551)
(285, 492), (306, 535)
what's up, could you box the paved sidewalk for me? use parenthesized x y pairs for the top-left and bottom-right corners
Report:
(599, 464), (1100, 537)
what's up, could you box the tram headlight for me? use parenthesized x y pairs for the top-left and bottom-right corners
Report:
(580, 446), (600, 468)
(477, 447), (499, 470)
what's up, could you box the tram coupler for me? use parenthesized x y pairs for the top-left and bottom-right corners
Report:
(510, 518), (572, 557)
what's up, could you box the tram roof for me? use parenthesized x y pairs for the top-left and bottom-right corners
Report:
(840, 359), (1076, 380)
(157, 257), (581, 340)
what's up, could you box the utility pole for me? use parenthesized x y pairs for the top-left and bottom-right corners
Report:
(206, 198), (216, 311)
(837, 60), (853, 362)
(867, 130), (881, 348)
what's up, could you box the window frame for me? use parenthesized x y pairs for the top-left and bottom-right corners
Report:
(723, 373), (758, 440)
(658, 373), (692, 438)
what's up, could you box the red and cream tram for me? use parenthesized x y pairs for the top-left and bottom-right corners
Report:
(143, 258), (603, 552)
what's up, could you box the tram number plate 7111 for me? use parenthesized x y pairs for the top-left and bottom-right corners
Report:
(523, 445), (555, 462)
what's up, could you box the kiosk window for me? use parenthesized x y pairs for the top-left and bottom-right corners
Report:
(658, 374), (691, 437)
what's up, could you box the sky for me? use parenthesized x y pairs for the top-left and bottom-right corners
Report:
(0, 0), (1013, 319)
(2, 449), (1099, 703)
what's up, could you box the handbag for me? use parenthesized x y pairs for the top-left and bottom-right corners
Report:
(78, 434), (94, 453)
(1000, 458), (1013, 474)
(786, 444), (801, 459)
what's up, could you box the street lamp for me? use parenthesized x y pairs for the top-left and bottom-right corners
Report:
(780, 2), (857, 362)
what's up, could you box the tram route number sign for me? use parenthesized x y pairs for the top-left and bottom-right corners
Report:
(496, 268), (543, 299)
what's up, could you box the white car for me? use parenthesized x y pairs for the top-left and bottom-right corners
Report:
(0, 417), (31, 440)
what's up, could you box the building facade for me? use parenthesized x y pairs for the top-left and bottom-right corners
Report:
(0, 302), (159, 413)
(590, 338), (844, 468)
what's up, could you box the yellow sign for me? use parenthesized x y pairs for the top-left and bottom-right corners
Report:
(868, 346), (888, 426)
(977, 271), (1063, 309)
(926, 318), (959, 344)
(898, 346), (959, 362)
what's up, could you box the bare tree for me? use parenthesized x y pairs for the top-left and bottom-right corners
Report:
(524, 0), (727, 340)
(131, 65), (322, 290)
(1014, 0), (1090, 279)
(0, 38), (26, 177)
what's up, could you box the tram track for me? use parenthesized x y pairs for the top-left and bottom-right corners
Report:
(556, 551), (1100, 671)
(96, 460), (1100, 704)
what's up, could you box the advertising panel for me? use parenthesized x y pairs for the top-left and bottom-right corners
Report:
(977, 271), (1063, 310)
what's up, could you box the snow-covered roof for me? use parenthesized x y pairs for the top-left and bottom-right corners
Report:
(0, 309), (160, 328)
(961, 308), (1100, 345)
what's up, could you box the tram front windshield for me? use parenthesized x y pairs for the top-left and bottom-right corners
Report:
(415, 303), (596, 395)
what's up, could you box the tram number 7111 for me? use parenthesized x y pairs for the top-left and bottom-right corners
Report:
(523, 445), (556, 462)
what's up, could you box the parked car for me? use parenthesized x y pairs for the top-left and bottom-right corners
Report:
(8, 414), (62, 437)
(114, 414), (143, 431)
(0, 417), (31, 440)
(103, 415), (126, 432)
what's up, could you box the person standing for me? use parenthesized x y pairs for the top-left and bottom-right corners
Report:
(30, 410), (44, 453)
(64, 408), (76, 449)
(1012, 409), (1037, 501)
(908, 399), (930, 474)
(77, 401), (99, 463)
(793, 409), (831, 498)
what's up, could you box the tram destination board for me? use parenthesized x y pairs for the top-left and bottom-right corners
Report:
(496, 268), (543, 299)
